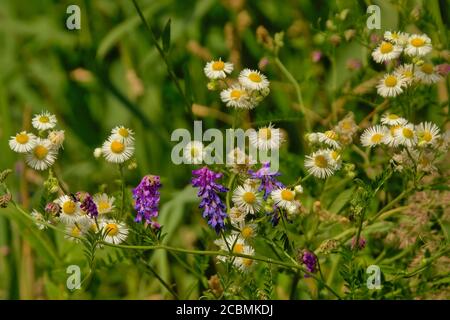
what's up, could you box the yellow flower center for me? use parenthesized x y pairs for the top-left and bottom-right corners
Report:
(384, 75), (398, 87)
(33, 145), (48, 160)
(325, 130), (338, 140)
(258, 128), (272, 140)
(242, 192), (256, 204)
(98, 201), (110, 212)
(341, 120), (353, 130)
(422, 131), (432, 142)
(71, 226), (81, 237)
(190, 147), (199, 157)
(411, 38), (424, 47)
(241, 226), (254, 239)
(230, 89), (243, 100)
(403, 70), (413, 78)
(212, 61), (225, 71)
(421, 63), (433, 75)
(281, 189), (294, 201)
(380, 42), (393, 54)
(402, 128), (414, 139)
(371, 133), (383, 143)
(105, 223), (119, 236)
(248, 72), (262, 83)
(39, 116), (49, 123)
(314, 155), (328, 168)
(118, 128), (129, 137)
(242, 258), (253, 267)
(16, 133), (29, 144)
(233, 243), (244, 254)
(63, 201), (76, 215)
(330, 150), (339, 160)
(391, 32), (399, 39)
(110, 140), (125, 154)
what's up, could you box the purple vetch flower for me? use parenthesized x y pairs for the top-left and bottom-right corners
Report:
(311, 50), (322, 63)
(248, 162), (284, 200)
(191, 166), (228, 234)
(133, 175), (161, 229)
(351, 236), (366, 250)
(301, 250), (317, 277)
(76, 192), (98, 218)
(436, 63), (450, 76)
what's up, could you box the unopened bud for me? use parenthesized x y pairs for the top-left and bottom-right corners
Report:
(0, 193), (12, 208)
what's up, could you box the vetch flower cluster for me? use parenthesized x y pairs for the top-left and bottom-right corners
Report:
(9, 111), (65, 171)
(191, 166), (228, 234)
(132, 175), (162, 229)
(204, 58), (270, 109)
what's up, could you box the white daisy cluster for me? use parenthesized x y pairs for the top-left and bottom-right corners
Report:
(97, 126), (135, 164)
(9, 111), (65, 171)
(204, 58), (270, 109)
(372, 31), (445, 97)
(360, 113), (448, 173)
(304, 114), (358, 179)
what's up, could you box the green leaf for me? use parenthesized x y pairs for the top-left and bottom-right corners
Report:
(328, 187), (355, 214)
(162, 19), (171, 53)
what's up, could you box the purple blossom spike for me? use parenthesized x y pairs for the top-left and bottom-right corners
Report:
(76, 192), (98, 218)
(191, 166), (228, 234)
(301, 250), (317, 277)
(133, 175), (161, 228)
(351, 236), (366, 250)
(248, 162), (284, 200)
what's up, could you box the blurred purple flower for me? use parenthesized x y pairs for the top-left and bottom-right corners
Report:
(191, 166), (228, 234)
(351, 236), (366, 250)
(370, 33), (382, 44)
(248, 162), (284, 200)
(346, 58), (362, 71)
(76, 192), (98, 218)
(311, 50), (322, 63)
(133, 175), (161, 228)
(436, 63), (450, 76)
(302, 250), (317, 277)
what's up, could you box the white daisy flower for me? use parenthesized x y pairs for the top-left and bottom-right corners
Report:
(384, 31), (409, 46)
(317, 130), (340, 149)
(361, 125), (388, 147)
(372, 41), (403, 63)
(101, 219), (128, 244)
(229, 206), (248, 224)
(416, 122), (440, 146)
(204, 59), (233, 79)
(404, 34), (432, 57)
(55, 195), (82, 224)
(32, 111), (57, 131)
(336, 116), (358, 136)
(415, 63), (443, 84)
(9, 131), (36, 153)
(328, 149), (342, 170)
(249, 123), (283, 151)
(64, 223), (85, 242)
(380, 113), (408, 126)
(383, 124), (402, 147)
(376, 73), (405, 97)
(31, 210), (48, 230)
(394, 123), (417, 147)
(111, 126), (135, 144)
(417, 152), (437, 173)
(271, 188), (296, 210)
(235, 223), (257, 241)
(25, 138), (57, 171)
(93, 193), (115, 215)
(183, 141), (205, 164)
(286, 200), (302, 217)
(305, 149), (335, 179)
(238, 69), (269, 91)
(214, 235), (255, 271)
(48, 130), (65, 150)
(220, 85), (253, 109)
(232, 185), (262, 215)
(394, 64), (415, 85)
(234, 245), (255, 272)
(101, 137), (134, 163)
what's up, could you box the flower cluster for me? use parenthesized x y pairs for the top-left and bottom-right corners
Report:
(372, 31), (446, 97)
(98, 126), (135, 164)
(360, 113), (448, 173)
(9, 111), (65, 171)
(191, 166), (228, 233)
(132, 175), (162, 229)
(304, 114), (358, 179)
(204, 58), (270, 109)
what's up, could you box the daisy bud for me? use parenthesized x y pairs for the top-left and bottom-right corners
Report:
(48, 130), (65, 149)
(128, 160), (138, 170)
(329, 34), (341, 46)
(313, 200), (321, 213)
(260, 87), (270, 97)
(93, 147), (102, 159)
(305, 133), (319, 144)
(344, 29), (356, 41)
(339, 9), (350, 21)
(274, 32), (284, 49)
(45, 202), (60, 216)
(326, 19), (336, 31)
(207, 80), (219, 91)
(43, 176), (59, 194)
(294, 185), (304, 194)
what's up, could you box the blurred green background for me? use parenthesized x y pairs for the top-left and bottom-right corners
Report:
(0, 0), (448, 299)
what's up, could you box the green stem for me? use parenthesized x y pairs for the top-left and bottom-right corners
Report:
(119, 164), (125, 219)
(274, 57), (311, 132)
